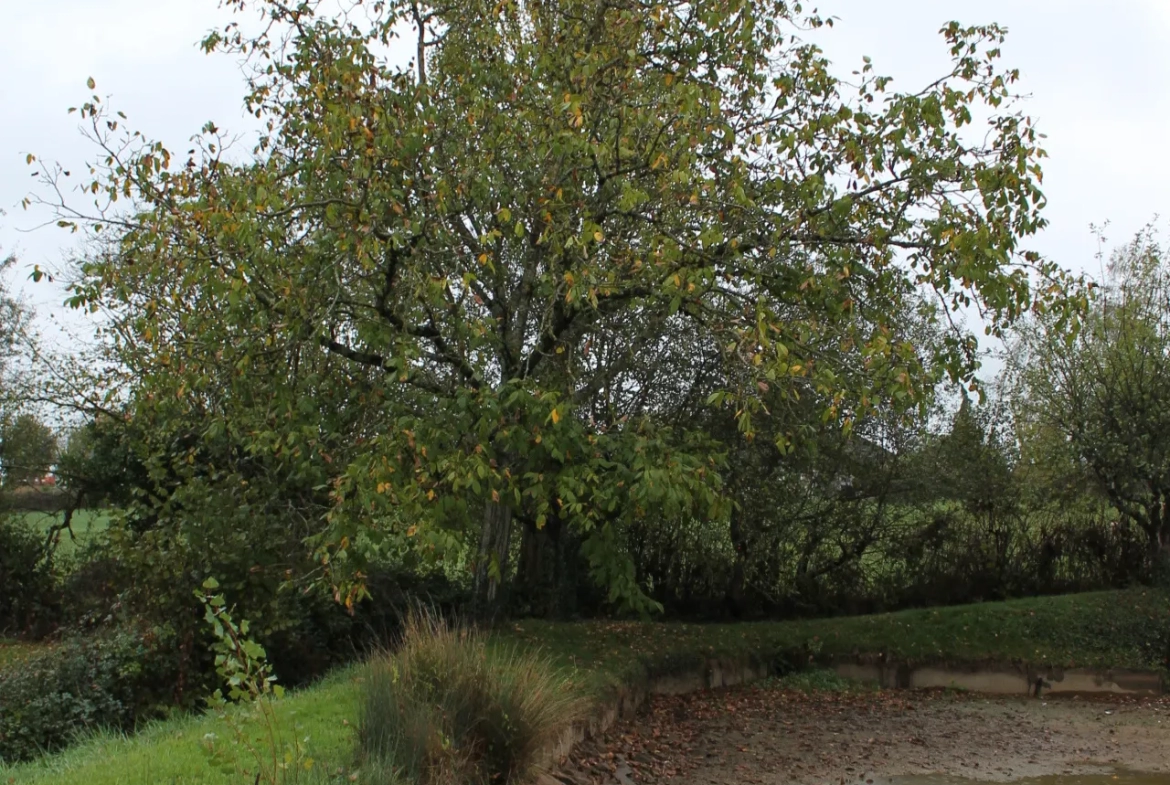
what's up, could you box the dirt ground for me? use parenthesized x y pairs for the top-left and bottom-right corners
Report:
(558, 684), (1170, 785)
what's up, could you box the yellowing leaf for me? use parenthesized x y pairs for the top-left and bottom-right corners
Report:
(551, 408), (561, 424)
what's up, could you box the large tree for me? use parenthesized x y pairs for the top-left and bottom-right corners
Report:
(1010, 226), (1170, 569)
(0, 252), (36, 491)
(0, 413), (58, 489)
(0, 251), (29, 387)
(41, 0), (1075, 615)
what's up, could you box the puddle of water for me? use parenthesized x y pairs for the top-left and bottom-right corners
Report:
(892, 773), (1170, 785)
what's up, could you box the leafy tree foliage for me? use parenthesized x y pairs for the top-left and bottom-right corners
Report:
(0, 414), (57, 489)
(41, 0), (1075, 614)
(0, 515), (58, 637)
(0, 252), (32, 455)
(916, 395), (1018, 520)
(631, 386), (1150, 617)
(0, 253), (27, 365)
(54, 417), (148, 510)
(1010, 226), (1170, 569)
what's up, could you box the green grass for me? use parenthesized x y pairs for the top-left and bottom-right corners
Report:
(359, 611), (585, 785)
(3, 588), (1168, 784)
(0, 667), (362, 785)
(510, 588), (1170, 692)
(15, 509), (110, 560)
(0, 640), (46, 669)
(762, 667), (877, 692)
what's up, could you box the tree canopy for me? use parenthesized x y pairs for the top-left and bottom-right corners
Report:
(0, 252), (37, 490)
(0, 414), (57, 489)
(1010, 226), (1170, 568)
(38, 0), (1078, 614)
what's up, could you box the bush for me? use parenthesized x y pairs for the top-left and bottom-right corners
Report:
(266, 564), (470, 688)
(358, 611), (583, 785)
(0, 514), (58, 637)
(0, 626), (174, 763)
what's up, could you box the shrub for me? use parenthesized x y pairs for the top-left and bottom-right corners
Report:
(0, 514), (58, 637)
(358, 611), (583, 785)
(86, 505), (473, 694)
(196, 578), (315, 785)
(0, 626), (174, 763)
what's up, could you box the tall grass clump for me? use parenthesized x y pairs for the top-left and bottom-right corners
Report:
(358, 610), (583, 785)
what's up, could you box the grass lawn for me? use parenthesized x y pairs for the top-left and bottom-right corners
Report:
(2, 588), (1168, 784)
(15, 508), (110, 560)
(511, 587), (1170, 692)
(1, 667), (363, 785)
(0, 640), (46, 670)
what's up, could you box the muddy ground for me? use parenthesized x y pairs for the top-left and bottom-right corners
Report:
(558, 684), (1170, 785)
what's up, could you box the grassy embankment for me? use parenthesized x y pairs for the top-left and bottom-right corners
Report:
(2, 588), (1168, 785)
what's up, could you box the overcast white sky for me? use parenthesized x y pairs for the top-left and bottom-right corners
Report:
(2, 0), (1169, 350)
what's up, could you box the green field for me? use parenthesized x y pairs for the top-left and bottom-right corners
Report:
(2, 588), (1167, 785)
(0, 640), (45, 670)
(15, 508), (110, 560)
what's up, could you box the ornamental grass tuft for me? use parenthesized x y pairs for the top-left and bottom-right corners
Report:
(358, 610), (584, 785)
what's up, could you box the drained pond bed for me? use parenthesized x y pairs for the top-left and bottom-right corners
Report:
(890, 773), (1170, 785)
(559, 678), (1170, 785)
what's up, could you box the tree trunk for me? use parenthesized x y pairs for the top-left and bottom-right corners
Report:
(1153, 518), (1170, 579)
(472, 500), (513, 623)
(725, 504), (747, 618)
(516, 518), (548, 616)
(1140, 494), (1170, 579)
(514, 513), (580, 618)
